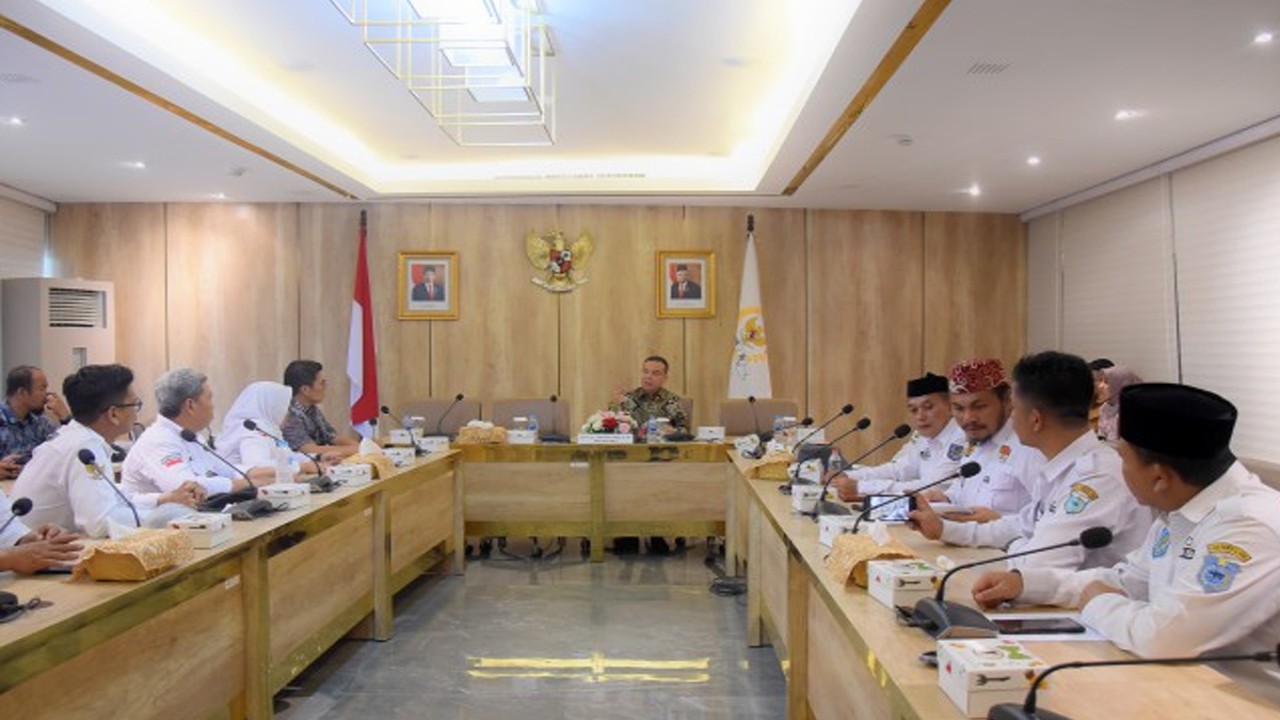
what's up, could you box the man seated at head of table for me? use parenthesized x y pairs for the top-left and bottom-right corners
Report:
(14, 364), (204, 538)
(908, 352), (1151, 570)
(911, 358), (1038, 523)
(0, 365), (72, 480)
(614, 355), (688, 440)
(122, 368), (276, 499)
(971, 382), (1280, 705)
(833, 372), (964, 501)
(0, 486), (81, 574)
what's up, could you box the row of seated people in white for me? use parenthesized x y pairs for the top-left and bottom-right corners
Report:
(835, 354), (1280, 705)
(13, 367), (312, 539)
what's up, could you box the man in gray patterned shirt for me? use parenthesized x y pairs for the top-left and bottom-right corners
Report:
(615, 355), (689, 439)
(281, 360), (358, 460)
(1, 365), (71, 479)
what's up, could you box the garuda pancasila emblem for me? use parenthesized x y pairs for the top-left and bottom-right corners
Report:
(525, 230), (593, 293)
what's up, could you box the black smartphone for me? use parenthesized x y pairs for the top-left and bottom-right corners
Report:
(993, 617), (1087, 635)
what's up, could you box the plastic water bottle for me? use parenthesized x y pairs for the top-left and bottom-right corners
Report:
(528, 413), (539, 438)
(828, 448), (845, 474)
(647, 416), (660, 443)
(772, 415), (784, 438)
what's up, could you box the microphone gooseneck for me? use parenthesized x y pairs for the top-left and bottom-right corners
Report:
(849, 460), (981, 534)
(934, 527), (1114, 603)
(434, 393), (465, 437)
(181, 428), (256, 490)
(78, 447), (140, 527)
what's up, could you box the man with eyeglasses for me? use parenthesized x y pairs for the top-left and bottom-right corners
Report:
(15, 364), (204, 538)
(1, 365), (72, 479)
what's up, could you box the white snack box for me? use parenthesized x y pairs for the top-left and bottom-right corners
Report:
(696, 426), (726, 442)
(417, 436), (450, 454)
(937, 639), (1047, 718)
(817, 514), (860, 548)
(386, 428), (414, 446)
(507, 429), (538, 445)
(329, 463), (373, 486)
(383, 447), (415, 466)
(790, 484), (822, 514)
(866, 559), (941, 609)
(168, 513), (232, 549)
(258, 482), (311, 511)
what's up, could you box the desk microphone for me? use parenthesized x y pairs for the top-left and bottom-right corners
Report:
(796, 403), (854, 448)
(849, 460), (981, 533)
(804, 420), (897, 517)
(181, 428), (257, 496)
(988, 644), (1280, 720)
(379, 405), (407, 429)
(0, 497), (33, 538)
(912, 527), (1113, 639)
(77, 448), (140, 527)
(243, 420), (333, 490)
(433, 393), (465, 438)
(746, 396), (769, 442)
(543, 395), (570, 443)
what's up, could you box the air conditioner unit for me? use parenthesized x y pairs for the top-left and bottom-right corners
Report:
(2, 277), (115, 389)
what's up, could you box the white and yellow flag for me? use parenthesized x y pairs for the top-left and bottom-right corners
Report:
(729, 217), (772, 397)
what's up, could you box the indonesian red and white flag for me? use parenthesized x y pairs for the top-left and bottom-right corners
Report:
(348, 210), (379, 438)
(729, 216), (773, 398)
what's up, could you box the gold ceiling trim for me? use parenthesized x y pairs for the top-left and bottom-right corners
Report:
(782, 0), (953, 196)
(0, 13), (360, 201)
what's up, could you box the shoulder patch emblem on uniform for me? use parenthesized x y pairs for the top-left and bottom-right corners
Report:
(1205, 542), (1252, 564)
(998, 445), (1012, 462)
(1063, 483), (1099, 514)
(160, 453), (183, 468)
(1197, 553), (1241, 594)
(947, 443), (965, 461)
(1151, 526), (1171, 558)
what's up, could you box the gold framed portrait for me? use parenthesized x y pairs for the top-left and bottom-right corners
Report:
(398, 251), (459, 320)
(656, 250), (715, 318)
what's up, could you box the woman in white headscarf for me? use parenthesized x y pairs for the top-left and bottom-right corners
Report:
(219, 381), (319, 476)
(1097, 366), (1143, 442)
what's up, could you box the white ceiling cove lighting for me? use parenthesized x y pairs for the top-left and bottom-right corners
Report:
(3, 116), (25, 126)
(1114, 109), (1140, 121)
(122, 160), (147, 169)
(1255, 31), (1274, 45)
(331, 0), (556, 146)
(966, 184), (982, 197)
(1026, 155), (1042, 166)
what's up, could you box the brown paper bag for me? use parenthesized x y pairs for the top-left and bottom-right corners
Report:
(825, 533), (917, 588)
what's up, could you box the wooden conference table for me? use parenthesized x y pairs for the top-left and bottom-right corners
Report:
(731, 453), (1280, 720)
(0, 452), (461, 720)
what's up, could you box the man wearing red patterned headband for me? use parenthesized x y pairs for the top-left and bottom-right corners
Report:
(907, 357), (1038, 537)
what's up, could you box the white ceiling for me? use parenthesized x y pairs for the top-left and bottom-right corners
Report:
(1, 0), (1278, 212)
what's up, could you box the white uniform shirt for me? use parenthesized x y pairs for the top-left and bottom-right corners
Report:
(940, 431), (1152, 567)
(849, 419), (965, 495)
(0, 487), (31, 547)
(1019, 463), (1280, 705)
(121, 416), (239, 496)
(941, 420), (1038, 516)
(13, 421), (159, 538)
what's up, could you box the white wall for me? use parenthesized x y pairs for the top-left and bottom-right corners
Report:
(1027, 133), (1280, 464)
(0, 195), (49, 368)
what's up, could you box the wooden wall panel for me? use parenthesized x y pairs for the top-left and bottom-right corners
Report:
(429, 205), (560, 416)
(164, 203), (300, 428)
(49, 204), (168, 424)
(557, 205), (686, 429)
(807, 210), (924, 464)
(923, 212), (1027, 374)
(681, 207), (807, 427)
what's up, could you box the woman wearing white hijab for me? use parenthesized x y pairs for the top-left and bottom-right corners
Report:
(219, 381), (319, 476)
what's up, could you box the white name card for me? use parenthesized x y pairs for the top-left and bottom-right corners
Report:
(696, 426), (726, 441)
(575, 433), (635, 445)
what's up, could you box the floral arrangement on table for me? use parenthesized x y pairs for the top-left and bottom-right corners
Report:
(581, 410), (636, 435)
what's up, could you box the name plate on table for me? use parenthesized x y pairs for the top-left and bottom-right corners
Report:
(329, 463), (373, 486)
(794, 428), (825, 445)
(507, 429), (537, 445)
(386, 428), (413, 446)
(417, 436), (450, 454)
(384, 447), (415, 466)
(575, 433), (635, 445)
(696, 426), (726, 441)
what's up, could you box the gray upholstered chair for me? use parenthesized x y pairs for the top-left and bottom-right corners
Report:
(718, 398), (800, 436)
(399, 397), (481, 437)
(489, 397), (572, 439)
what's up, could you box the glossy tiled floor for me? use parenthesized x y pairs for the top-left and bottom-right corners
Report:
(274, 539), (786, 720)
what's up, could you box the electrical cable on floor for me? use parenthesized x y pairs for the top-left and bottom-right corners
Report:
(705, 554), (747, 596)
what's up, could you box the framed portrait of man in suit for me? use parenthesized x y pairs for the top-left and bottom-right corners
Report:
(398, 251), (459, 320)
(656, 250), (715, 318)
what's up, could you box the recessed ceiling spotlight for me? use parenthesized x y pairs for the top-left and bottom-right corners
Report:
(1027, 155), (1042, 166)
(1114, 109), (1140, 121)
(3, 116), (24, 126)
(122, 161), (146, 170)
(1256, 31), (1274, 44)
(211, 192), (229, 200)
(967, 184), (982, 197)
